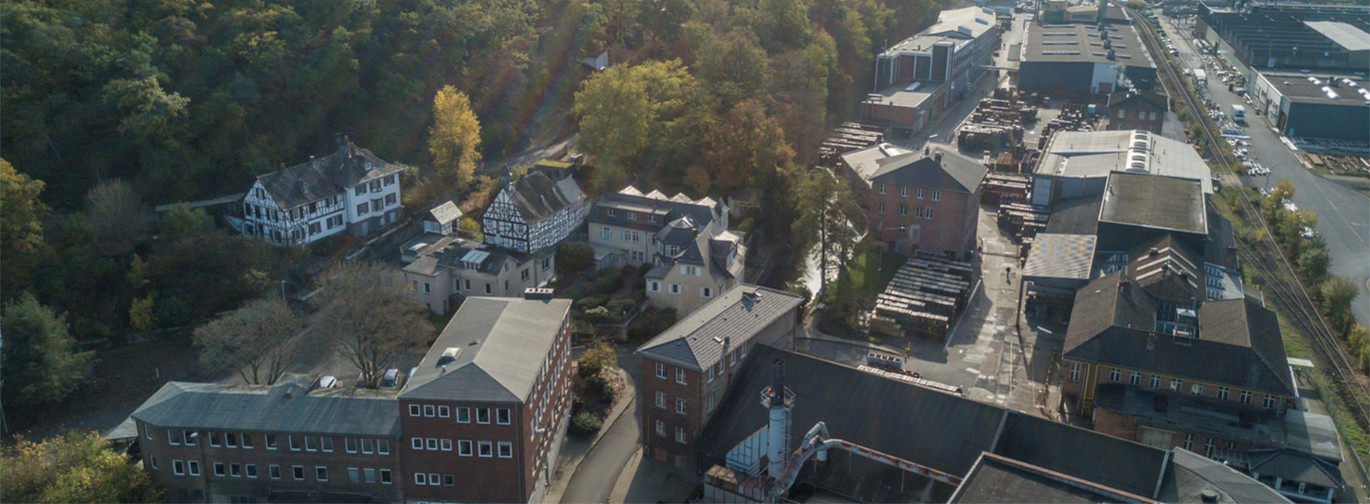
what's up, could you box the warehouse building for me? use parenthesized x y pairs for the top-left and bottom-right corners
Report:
(1247, 72), (1370, 142)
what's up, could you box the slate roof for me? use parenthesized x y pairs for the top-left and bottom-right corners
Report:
(400, 297), (570, 402)
(1159, 448), (1293, 503)
(1063, 273), (1294, 396)
(950, 453), (1158, 503)
(425, 200), (462, 225)
(635, 286), (802, 372)
(697, 346), (1172, 503)
(255, 141), (402, 210)
(1248, 449), (1344, 490)
(1100, 172), (1207, 235)
(501, 171), (585, 224)
(1205, 209), (1239, 270)
(590, 186), (726, 233)
(1108, 89), (1168, 111)
(130, 378), (401, 437)
(843, 143), (987, 194)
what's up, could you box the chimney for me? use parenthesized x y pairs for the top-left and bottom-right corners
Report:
(766, 359), (792, 480)
(346, 135), (355, 158)
(934, 150), (944, 164)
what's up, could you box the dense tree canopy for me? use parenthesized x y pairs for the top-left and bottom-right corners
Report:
(1, 158), (48, 300)
(1, 293), (93, 408)
(1, 430), (162, 504)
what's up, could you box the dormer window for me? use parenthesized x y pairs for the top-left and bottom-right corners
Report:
(627, 211), (636, 220)
(607, 208), (617, 217)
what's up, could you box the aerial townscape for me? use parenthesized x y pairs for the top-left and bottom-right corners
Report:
(4, 0), (1370, 502)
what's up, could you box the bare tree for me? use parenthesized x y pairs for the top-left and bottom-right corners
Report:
(193, 299), (303, 385)
(85, 179), (152, 256)
(311, 262), (432, 388)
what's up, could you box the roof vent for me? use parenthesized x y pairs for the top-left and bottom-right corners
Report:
(1200, 489), (1219, 503)
(523, 288), (554, 300)
(1149, 247), (1159, 257)
(437, 347), (460, 366)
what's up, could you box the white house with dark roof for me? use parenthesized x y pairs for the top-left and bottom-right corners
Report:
(241, 139), (403, 246)
(422, 200), (461, 236)
(481, 169), (587, 253)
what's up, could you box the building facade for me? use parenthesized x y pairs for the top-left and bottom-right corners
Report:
(130, 294), (573, 503)
(481, 170), (587, 253)
(838, 145), (986, 258)
(402, 237), (555, 314)
(1104, 90), (1168, 133)
(635, 286), (804, 469)
(241, 140), (403, 246)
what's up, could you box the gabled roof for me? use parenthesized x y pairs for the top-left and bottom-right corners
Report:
(425, 201), (462, 225)
(1128, 234), (1203, 304)
(500, 171), (584, 224)
(843, 143), (987, 194)
(130, 378), (400, 437)
(401, 297), (570, 402)
(1108, 90), (1168, 111)
(635, 286), (802, 371)
(1198, 298), (1294, 394)
(255, 141), (402, 210)
(1248, 449), (1344, 490)
(698, 346), (1172, 502)
(1160, 448), (1293, 503)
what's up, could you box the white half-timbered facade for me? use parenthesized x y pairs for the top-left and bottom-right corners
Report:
(241, 140), (403, 246)
(481, 170), (587, 253)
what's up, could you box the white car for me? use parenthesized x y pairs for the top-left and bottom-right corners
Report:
(1301, 227), (1316, 239)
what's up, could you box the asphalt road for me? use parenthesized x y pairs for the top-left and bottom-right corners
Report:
(1160, 14), (1370, 327)
(558, 348), (642, 504)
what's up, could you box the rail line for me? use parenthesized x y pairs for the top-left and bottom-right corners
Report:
(1130, 8), (1370, 430)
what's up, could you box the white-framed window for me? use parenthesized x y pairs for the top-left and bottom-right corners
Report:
(426, 438), (438, 450)
(1263, 395), (1277, 409)
(289, 435), (301, 451)
(669, 283), (681, 295)
(681, 265), (700, 276)
(706, 393), (715, 413)
(269, 465), (281, 480)
(230, 463), (242, 477)
(649, 280), (661, 293)
(246, 464), (257, 478)
(498, 441), (514, 458)
(1068, 362), (1080, 381)
(655, 391), (666, 408)
(346, 438), (358, 453)
(477, 407), (491, 424)
(707, 366), (715, 383)
(362, 438), (375, 454)
(441, 439), (453, 451)
(266, 434), (277, 450)
(926, 208), (934, 220)
(438, 405), (450, 418)
(1204, 437), (1216, 458)
(305, 436), (318, 452)
(497, 408), (511, 425)
(225, 433), (238, 448)
(214, 462), (227, 476)
(459, 439), (473, 456)
(242, 433), (253, 449)
(1150, 375), (1161, 388)
(1109, 369), (1121, 382)
(1218, 387), (1229, 400)
(423, 405), (435, 417)
(169, 430), (180, 446)
(378, 439), (390, 454)
(1117, 109), (1126, 119)
(932, 190), (941, 201)
(655, 362), (666, 379)
(675, 426), (687, 444)
(415, 473), (428, 486)
(1182, 433), (1194, 450)
(701, 287), (713, 298)
(348, 467), (360, 483)
(877, 202), (885, 212)
(1240, 390), (1253, 404)
(1191, 384), (1203, 395)
(150, 456), (158, 470)
(1171, 379), (1183, 391)
(457, 406), (471, 423)
(478, 440), (493, 457)
(676, 368), (687, 385)
(600, 226), (612, 239)
(676, 398), (687, 414)
(364, 468), (377, 484)
(210, 431), (221, 448)
(655, 420), (666, 436)
(321, 437), (333, 452)
(879, 183), (886, 194)
(900, 186), (909, 197)
(316, 466), (328, 481)
(917, 188), (925, 199)
(188, 460), (200, 476)
(1129, 372), (1141, 385)
(899, 204), (907, 216)
(173, 460), (185, 476)
(411, 437), (423, 450)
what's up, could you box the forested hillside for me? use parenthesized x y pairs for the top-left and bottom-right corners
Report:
(0, 0), (951, 364)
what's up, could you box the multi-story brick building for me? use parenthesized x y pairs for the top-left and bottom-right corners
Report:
(634, 285), (804, 469)
(1104, 89), (1168, 133)
(130, 292), (573, 503)
(838, 144), (987, 258)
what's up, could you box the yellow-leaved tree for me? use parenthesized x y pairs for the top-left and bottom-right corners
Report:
(428, 85), (483, 189)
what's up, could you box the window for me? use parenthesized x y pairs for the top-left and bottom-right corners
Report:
(1069, 362), (1080, 381)
(457, 407), (471, 423)
(485, 283), (491, 294)
(380, 469), (392, 484)
(210, 432), (221, 447)
(415, 473), (427, 486)
(226, 433), (238, 448)
(932, 190), (941, 201)
(917, 188), (926, 199)
(655, 362), (666, 379)
(477, 407), (491, 424)
(1218, 387), (1230, 400)
(676, 368), (687, 385)
(269, 465), (281, 480)
(246, 464), (257, 478)
(305, 436), (318, 452)
(1117, 109), (1126, 119)
(899, 204), (907, 216)
(188, 460), (201, 476)
(1150, 375), (1161, 388)
(362, 438), (374, 454)
(321, 437), (333, 452)
(441, 438), (452, 451)
(498, 441), (513, 458)
(378, 439), (389, 455)
(215, 462), (226, 476)
(1182, 433), (1194, 450)
(444, 474), (455, 486)
(438, 405), (450, 418)
(242, 434), (253, 449)
(707, 367), (715, 383)
(600, 226), (612, 239)
(676, 426), (687, 443)
(649, 281), (661, 293)
(1191, 384), (1203, 395)
(173, 460), (185, 476)
(230, 464), (242, 478)
(1203, 437), (1216, 458)
(316, 467), (328, 481)
(701, 287), (713, 298)
(877, 202), (885, 212)
(1171, 379), (1182, 391)
(357, 204), (368, 215)
(1129, 372), (1141, 385)
(900, 186), (909, 197)
(356, 186), (366, 196)
(346, 438), (358, 453)
(879, 184), (886, 194)
(926, 209), (934, 220)
(655, 420), (667, 436)
(478, 440), (493, 457)
(364, 468), (376, 484)
(426, 438), (438, 450)
(1240, 390), (1253, 405)
(669, 283), (681, 295)
(1263, 395), (1277, 409)
(412, 437), (423, 450)
(348, 468), (360, 483)
(459, 440), (473, 456)
(707, 394), (715, 413)
(676, 398), (687, 414)
(292, 466), (304, 481)
(497, 408), (511, 425)
(266, 434), (277, 450)
(289, 435), (301, 451)
(169, 430), (181, 446)
(151, 457), (158, 470)
(423, 405), (435, 417)
(1109, 369), (1121, 382)
(409, 404), (420, 416)
(385, 194), (397, 206)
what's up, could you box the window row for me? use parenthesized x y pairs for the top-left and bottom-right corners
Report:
(1090, 365), (1280, 408)
(654, 362), (691, 385)
(406, 404), (511, 424)
(705, 343), (748, 383)
(410, 437), (514, 458)
(654, 393), (689, 415)
(414, 472), (456, 487)
(353, 175), (399, 196)
(652, 419), (689, 444)
(154, 428), (390, 455)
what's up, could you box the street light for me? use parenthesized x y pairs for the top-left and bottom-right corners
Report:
(281, 280), (287, 301)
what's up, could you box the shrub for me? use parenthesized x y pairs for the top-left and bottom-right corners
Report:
(629, 307), (677, 341)
(607, 298), (637, 317)
(569, 410), (602, 436)
(574, 294), (609, 311)
(584, 306), (613, 322)
(556, 242), (595, 277)
(578, 342), (618, 379)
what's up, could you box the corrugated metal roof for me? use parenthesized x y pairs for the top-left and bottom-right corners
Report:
(1304, 21), (1370, 52)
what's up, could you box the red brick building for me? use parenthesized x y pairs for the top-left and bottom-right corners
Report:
(1104, 90), (1168, 133)
(635, 285), (804, 470)
(838, 144), (987, 258)
(130, 293), (573, 503)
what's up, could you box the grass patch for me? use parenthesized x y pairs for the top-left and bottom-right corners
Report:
(823, 249), (906, 303)
(1278, 313), (1313, 360)
(1308, 372), (1370, 456)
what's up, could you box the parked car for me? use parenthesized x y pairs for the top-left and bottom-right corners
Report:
(317, 375), (338, 389)
(378, 368), (402, 390)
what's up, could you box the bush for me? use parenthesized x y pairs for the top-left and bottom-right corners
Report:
(578, 342), (618, 379)
(569, 410), (602, 437)
(584, 306), (613, 322)
(1322, 277), (1359, 332)
(606, 298), (637, 317)
(556, 242), (595, 277)
(574, 294), (609, 311)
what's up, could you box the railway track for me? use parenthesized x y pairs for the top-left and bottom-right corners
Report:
(1130, 8), (1370, 430)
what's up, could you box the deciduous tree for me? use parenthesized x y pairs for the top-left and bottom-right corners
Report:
(312, 263), (432, 388)
(1, 293), (93, 407)
(1321, 277), (1359, 333)
(0, 159), (49, 300)
(1, 430), (161, 504)
(701, 99), (795, 192)
(85, 179), (152, 256)
(428, 85), (483, 188)
(193, 298), (303, 385)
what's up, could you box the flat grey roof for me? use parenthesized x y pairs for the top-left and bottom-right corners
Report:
(401, 296), (571, 402)
(131, 378), (401, 437)
(1099, 172), (1207, 235)
(1037, 130), (1213, 194)
(1021, 21), (1153, 67)
(1304, 21), (1370, 52)
(1023, 233), (1097, 280)
(864, 81), (945, 110)
(1260, 72), (1370, 106)
(883, 6), (997, 56)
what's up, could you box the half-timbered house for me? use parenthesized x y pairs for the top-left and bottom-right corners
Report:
(241, 140), (403, 246)
(481, 170), (587, 253)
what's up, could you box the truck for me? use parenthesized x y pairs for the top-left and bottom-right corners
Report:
(1231, 104), (1246, 124)
(1193, 69), (1207, 85)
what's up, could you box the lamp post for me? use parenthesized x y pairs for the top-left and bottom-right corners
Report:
(280, 280), (287, 302)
